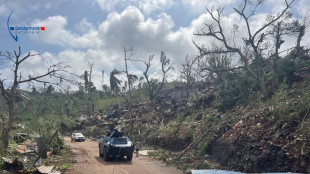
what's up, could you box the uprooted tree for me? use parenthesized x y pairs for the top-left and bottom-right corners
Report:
(0, 46), (72, 149)
(193, 0), (307, 96)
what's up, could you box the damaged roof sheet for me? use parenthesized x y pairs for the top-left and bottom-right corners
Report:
(36, 165), (54, 174)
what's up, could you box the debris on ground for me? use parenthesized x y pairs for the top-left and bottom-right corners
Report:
(139, 150), (155, 156)
(16, 139), (36, 154)
(186, 158), (195, 163)
(36, 165), (54, 173)
(1, 156), (24, 172)
(2, 157), (19, 166)
(36, 165), (61, 174)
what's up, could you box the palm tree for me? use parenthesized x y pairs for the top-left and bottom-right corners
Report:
(128, 74), (138, 88)
(102, 84), (110, 94)
(110, 69), (121, 94)
(138, 76), (145, 89)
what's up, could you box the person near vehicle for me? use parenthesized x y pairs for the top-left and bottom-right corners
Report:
(135, 141), (141, 157)
(106, 130), (111, 136)
(110, 125), (114, 133)
(70, 132), (73, 142)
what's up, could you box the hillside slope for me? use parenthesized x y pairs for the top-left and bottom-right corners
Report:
(117, 67), (310, 173)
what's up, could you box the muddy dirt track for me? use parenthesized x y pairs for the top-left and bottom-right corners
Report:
(64, 137), (183, 174)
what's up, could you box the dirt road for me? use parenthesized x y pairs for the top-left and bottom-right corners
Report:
(64, 137), (183, 174)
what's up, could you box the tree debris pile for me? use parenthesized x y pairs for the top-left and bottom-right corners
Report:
(204, 68), (310, 173)
(112, 67), (310, 173)
(0, 136), (73, 174)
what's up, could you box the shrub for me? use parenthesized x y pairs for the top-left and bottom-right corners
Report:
(218, 71), (259, 111)
(50, 135), (64, 154)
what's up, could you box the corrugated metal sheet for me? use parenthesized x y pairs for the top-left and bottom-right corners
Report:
(49, 172), (61, 174)
(36, 165), (54, 174)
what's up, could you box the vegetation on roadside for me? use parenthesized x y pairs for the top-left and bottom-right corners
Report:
(1, 0), (310, 173)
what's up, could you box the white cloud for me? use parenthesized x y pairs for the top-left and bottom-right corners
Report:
(98, 6), (179, 53)
(30, 16), (101, 49)
(20, 5), (261, 89)
(3, 1), (308, 91)
(0, 50), (63, 89)
(296, 0), (310, 17)
(182, 0), (237, 13)
(0, 0), (56, 17)
(96, 0), (174, 14)
(75, 18), (94, 33)
(35, 6), (197, 89)
(0, 4), (9, 17)
(96, 0), (123, 12)
(134, 0), (174, 14)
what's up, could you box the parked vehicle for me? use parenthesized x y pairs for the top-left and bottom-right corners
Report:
(98, 130), (134, 161)
(71, 133), (85, 142)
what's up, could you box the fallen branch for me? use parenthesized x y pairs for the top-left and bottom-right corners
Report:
(178, 125), (215, 159)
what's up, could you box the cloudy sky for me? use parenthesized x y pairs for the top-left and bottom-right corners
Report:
(0, 0), (309, 90)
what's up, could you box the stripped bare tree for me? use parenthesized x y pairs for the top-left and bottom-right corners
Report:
(111, 46), (139, 128)
(193, 0), (295, 95)
(122, 46), (136, 127)
(143, 51), (173, 102)
(180, 55), (197, 87)
(0, 46), (74, 149)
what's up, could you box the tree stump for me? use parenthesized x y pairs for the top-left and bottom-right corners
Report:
(37, 137), (47, 158)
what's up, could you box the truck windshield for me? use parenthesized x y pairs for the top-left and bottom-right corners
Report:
(74, 133), (83, 136)
(112, 138), (127, 144)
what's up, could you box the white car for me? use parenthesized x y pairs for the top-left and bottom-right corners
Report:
(71, 133), (85, 142)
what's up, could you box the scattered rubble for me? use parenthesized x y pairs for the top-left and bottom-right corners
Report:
(16, 139), (36, 154)
(139, 150), (155, 156)
(36, 165), (62, 174)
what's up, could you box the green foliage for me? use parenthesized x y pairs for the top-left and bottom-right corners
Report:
(269, 83), (288, 106)
(44, 85), (55, 95)
(26, 115), (64, 153)
(0, 159), (4, 170)
(44, 145), (74, 170)
(60, 116), (79, 132)
(14, 137), (26, 144)
(96, 96), (125, 112)
(0, 150), (5, 170)
(50, 135), (64, 154)
(274, 57), (310, 84)
(218, 71), (259, 111)
(163, 121), (179, 135)
(266, 81), (310, 140)
(110, 69), (122, 94)
(184, 125), (195, 137)
(143, 52), (173, 101)
(293, 90), (310, 138)
(276, 58), (297, 83)
(131, 87), (150, 103)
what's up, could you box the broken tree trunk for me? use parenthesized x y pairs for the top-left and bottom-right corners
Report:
(37, 137), (47, 158)
(33, 131), (58, 166)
